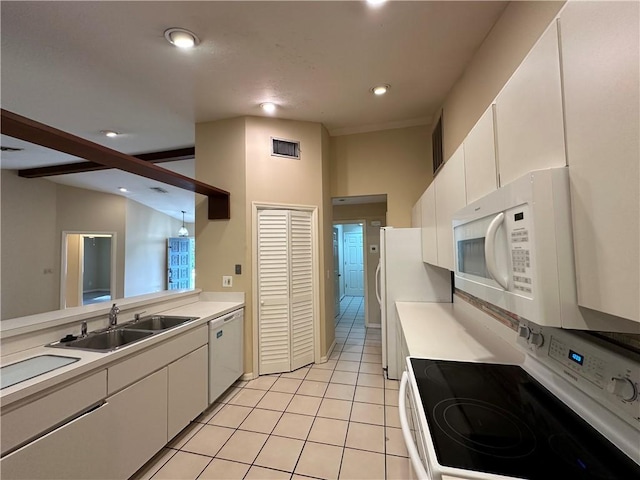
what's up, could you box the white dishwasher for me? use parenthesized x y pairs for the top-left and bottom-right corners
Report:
(208, 308), (244, 404)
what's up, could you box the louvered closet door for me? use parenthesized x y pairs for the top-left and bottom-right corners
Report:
(257, 210), (291, 374)
(289, 210), (314, 370)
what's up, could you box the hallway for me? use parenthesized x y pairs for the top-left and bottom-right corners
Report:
(132, 296), (408, 480)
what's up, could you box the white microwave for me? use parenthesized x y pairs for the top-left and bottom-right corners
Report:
(452, 168), (577, 329)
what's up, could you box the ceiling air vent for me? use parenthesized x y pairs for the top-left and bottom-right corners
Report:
(271, 137), (300, 160)
(149, 186), (169, 194)
(0, 146), (23, 152)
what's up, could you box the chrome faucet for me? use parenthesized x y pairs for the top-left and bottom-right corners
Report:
(108, 303), (120, 328)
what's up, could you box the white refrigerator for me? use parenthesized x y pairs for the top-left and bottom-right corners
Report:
(375, 227), (452, 379)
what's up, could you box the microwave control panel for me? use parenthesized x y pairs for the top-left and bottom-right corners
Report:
(505, 204), (533, 296)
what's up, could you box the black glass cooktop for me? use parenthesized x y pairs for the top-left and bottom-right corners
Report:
(410, 358), (640, 479)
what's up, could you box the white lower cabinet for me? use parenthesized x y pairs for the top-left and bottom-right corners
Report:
(168, 345), (208, 440)
(108, 369), (168, 479)
(0, 399), (113, 480)
(1, 369), (168, 480)
(1, 327), (210, 480)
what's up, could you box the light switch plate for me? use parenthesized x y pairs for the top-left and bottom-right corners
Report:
(222, 276), (233, 287)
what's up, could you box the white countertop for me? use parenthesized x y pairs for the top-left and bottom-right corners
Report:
(1, 298), (244, 407)
(396, 298), (524, 365)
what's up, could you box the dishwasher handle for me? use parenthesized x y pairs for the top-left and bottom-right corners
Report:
(399, 371), (429, 480)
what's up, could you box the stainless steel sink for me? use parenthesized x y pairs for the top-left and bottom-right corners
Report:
(122, 315), (197, 331)
(49, 329), (154, 352)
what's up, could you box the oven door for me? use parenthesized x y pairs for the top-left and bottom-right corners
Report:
(399, 371), (430, 479)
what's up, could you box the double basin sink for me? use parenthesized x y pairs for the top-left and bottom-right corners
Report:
(47, 315), (198, 353)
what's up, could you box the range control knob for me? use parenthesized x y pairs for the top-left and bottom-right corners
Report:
(606, 377), (637, 402)
(518, 324), (531, 340)
(528, 332), (544, 348)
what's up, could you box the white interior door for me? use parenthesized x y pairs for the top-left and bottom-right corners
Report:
(257, 209), (314, 375)
(344, 231), (364, 296)
(257, 210), (291, 374)
(289, 211), (314, 370)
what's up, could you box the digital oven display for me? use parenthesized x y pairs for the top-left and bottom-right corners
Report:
(569, 349), (584, 366)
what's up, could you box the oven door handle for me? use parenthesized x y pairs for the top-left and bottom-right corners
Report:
(399, 371), (429, 480)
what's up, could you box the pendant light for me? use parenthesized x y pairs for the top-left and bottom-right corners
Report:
(178, 211), (189, 237)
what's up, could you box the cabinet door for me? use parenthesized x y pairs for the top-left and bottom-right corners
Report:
(560, 2), (640, 322)
(108, 368), (168, 479)
(168, 345), (208, 440)
(411, 198), (421, 228)
(420, 185), (438, 265)
(464, 106), (498, 204)
(434, 146), (467, 271)
(495, 21), (566, 186)
(0, 401), (113, 480)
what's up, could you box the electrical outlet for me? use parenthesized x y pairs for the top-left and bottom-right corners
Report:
(222, 276), (233, 288)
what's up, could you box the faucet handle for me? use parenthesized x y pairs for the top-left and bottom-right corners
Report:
(134, 311), (147, 321)
(81, 321), (88, 337)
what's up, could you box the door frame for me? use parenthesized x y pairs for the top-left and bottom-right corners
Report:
(60, 231), (117, 309)
(252, 202), (320, 378)
(332, 220), (369, 326)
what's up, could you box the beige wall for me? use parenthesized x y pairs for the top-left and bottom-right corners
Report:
(333, 203), (387, 326)
(245, 116), (330, 358)
(330, 126), (432, 227)
(439, 1), (565, 160)
(1, 171), (182, 320)
(195, 116), (333, 373)
(64, 234), (82, 308)
(56, 184), (127, 300)
(1, 172), (59, 319)
(125, 199), (184, 297)
(195, 117), (249, 367)
(321, 126), (335, 352)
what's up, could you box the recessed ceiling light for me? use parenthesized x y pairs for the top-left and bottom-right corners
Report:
(118, 187), (128, 193)
(101, 130), (119, 138)
(164, 28), (200, 49)
(260, 102), (277, 114)
(371, 85), (390, 96)
(367, 0), (387, 7)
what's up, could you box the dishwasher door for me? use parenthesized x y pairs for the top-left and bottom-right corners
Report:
(209, 309), (244, 404)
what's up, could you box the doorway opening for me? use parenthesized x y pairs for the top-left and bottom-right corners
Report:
(333, 222), (365, 318)
(61, 232), (116, 308)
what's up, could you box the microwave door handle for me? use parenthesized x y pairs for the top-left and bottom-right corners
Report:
(485, 212), (509, 290)
(375, 262), (382, 307)
(399, 372), (429, 480)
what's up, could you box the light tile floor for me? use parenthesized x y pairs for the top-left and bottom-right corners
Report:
(131, 296), (408, 480)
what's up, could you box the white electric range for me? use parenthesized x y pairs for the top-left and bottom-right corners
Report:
(398, 305), (640, 480)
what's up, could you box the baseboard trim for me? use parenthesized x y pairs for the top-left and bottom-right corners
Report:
(241, 372), (255, 381)
(320, 338), (337, 363)
(366, 324), (382, 329)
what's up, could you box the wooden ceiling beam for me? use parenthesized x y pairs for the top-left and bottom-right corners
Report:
(17, 147), (196, 178)
(1, 109), (229, 220)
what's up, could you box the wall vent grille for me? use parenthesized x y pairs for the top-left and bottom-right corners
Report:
(271, 137), (301, 159)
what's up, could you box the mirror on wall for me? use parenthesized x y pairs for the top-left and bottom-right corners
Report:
(0, 138), (200, 320)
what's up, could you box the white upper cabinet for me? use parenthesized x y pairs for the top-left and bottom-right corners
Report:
(411, 196), (422, 228)
(434, 145), (467, 271)
(463, 106), (498, 203)
(494, 21), (566, 186)
(420, 184), (438, 266)
(560, 1), (639, 323)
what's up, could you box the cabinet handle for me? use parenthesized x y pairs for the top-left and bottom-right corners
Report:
(1, 401), (108, 458)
